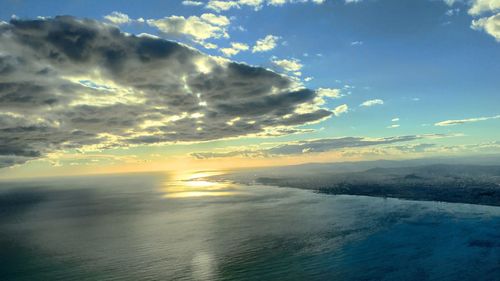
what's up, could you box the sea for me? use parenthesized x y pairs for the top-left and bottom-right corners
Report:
(0, 171), (499, 280)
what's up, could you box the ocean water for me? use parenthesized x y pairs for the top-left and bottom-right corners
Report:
(0, 172), (499, 281)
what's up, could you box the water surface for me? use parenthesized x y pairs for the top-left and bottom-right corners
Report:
(0, 172), (499, 280)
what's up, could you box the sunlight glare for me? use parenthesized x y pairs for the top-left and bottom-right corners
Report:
(161, 170), (237, 198)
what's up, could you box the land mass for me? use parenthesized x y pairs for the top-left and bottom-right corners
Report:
(215, 157), (500, 206)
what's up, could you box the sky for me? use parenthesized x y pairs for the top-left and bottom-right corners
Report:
(0, 0), (499, 178)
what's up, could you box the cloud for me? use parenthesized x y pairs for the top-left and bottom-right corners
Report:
(182, 0), (204, 6)
(391, 117), (400, 122)
(219, 42), (249, 56)
(468, 0), (500, 16)
(305, 88), (342, 109)
(456, 0), (500, 41)
(443, 0), (500, 41)
(206, 1), (241, 12)
(271, 58), (302, 72)
(333, 104), (349, 116)
(191, 134), (448, 158)
(443, 0), (459, 6)
(252, 35), (280, 52)
(434, 114), (500, 126)
(385, 141), (500, 156)
(103, 12), (232, 47)
(269, 0), (325, 6)
(199, 13), (230, 26)
(202, 42), (218, 49)
(230, 42), (250, 51)
(391, 143), (436, 153)
(146, 13), (230, 42)
(0, 155), (32, 169)
(191, 150), (266, 159)
(269, 136), (423, 155)
(445, 8), (461, 16)
(387, 124), (400, 129)
(360, 99), (384, 107)
(104, 11), (132, 25)
(205, 0), (324, 12)
(317, 88), (341, 99)
(0, 16), (334, 168)
(471, 13), (500, 41)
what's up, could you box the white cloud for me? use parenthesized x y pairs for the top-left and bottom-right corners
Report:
(317, 88), (342, 99)
(351, 41), (363, 46)
(206, 0), (267, 12)
(471, 13), (500, 41)
(445, 8), (460, 16)
(267, 0), (286, 5)
(200, 13), (230, 26)
(252, 35), (280, 52)
(146, 13), (230, 42)
(333, 104), (349, 116)
(240, 0), (266, 10)
(104, 11), (131, 25)
(231, 42), (250, 50)
(220, 42), (250, 56)
(235, 25), (246, 31)
(271, 58), (303, 72)
(311, 88), (342, 108)
(391, 117), (400, 122)
(103, 12), (232, 45)
(270, 0), (324, 5)
(387, 124), (400, 129)
(345, 0), (363, 3)
(202, 42), (219, 49)
(434, 114), (500, 126)
(205, 0), (324, 12)
(220, 47), (240, 56)
(443, 0), (500, 41)
(206, 0), (240, 12)
(443, 0), (458, 6)
(360, 99), (384, 107)
(182, 0), (204, 6)
(468, 0), (500, 15)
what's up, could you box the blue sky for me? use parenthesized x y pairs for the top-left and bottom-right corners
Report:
(0, 0), (498, 177)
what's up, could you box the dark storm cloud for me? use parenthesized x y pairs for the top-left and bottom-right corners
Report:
(0, 156), (32, 168)
(0, 16), (332, 167)
(190, 135), (445, 159)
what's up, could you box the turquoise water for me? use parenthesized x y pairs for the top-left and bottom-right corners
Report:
(0, 172), (499, 280)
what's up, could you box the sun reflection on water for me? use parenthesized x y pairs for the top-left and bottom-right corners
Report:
(161, 170), (238, 198)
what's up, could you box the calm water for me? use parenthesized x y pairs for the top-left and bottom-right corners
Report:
(0, 172), (499, 281)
